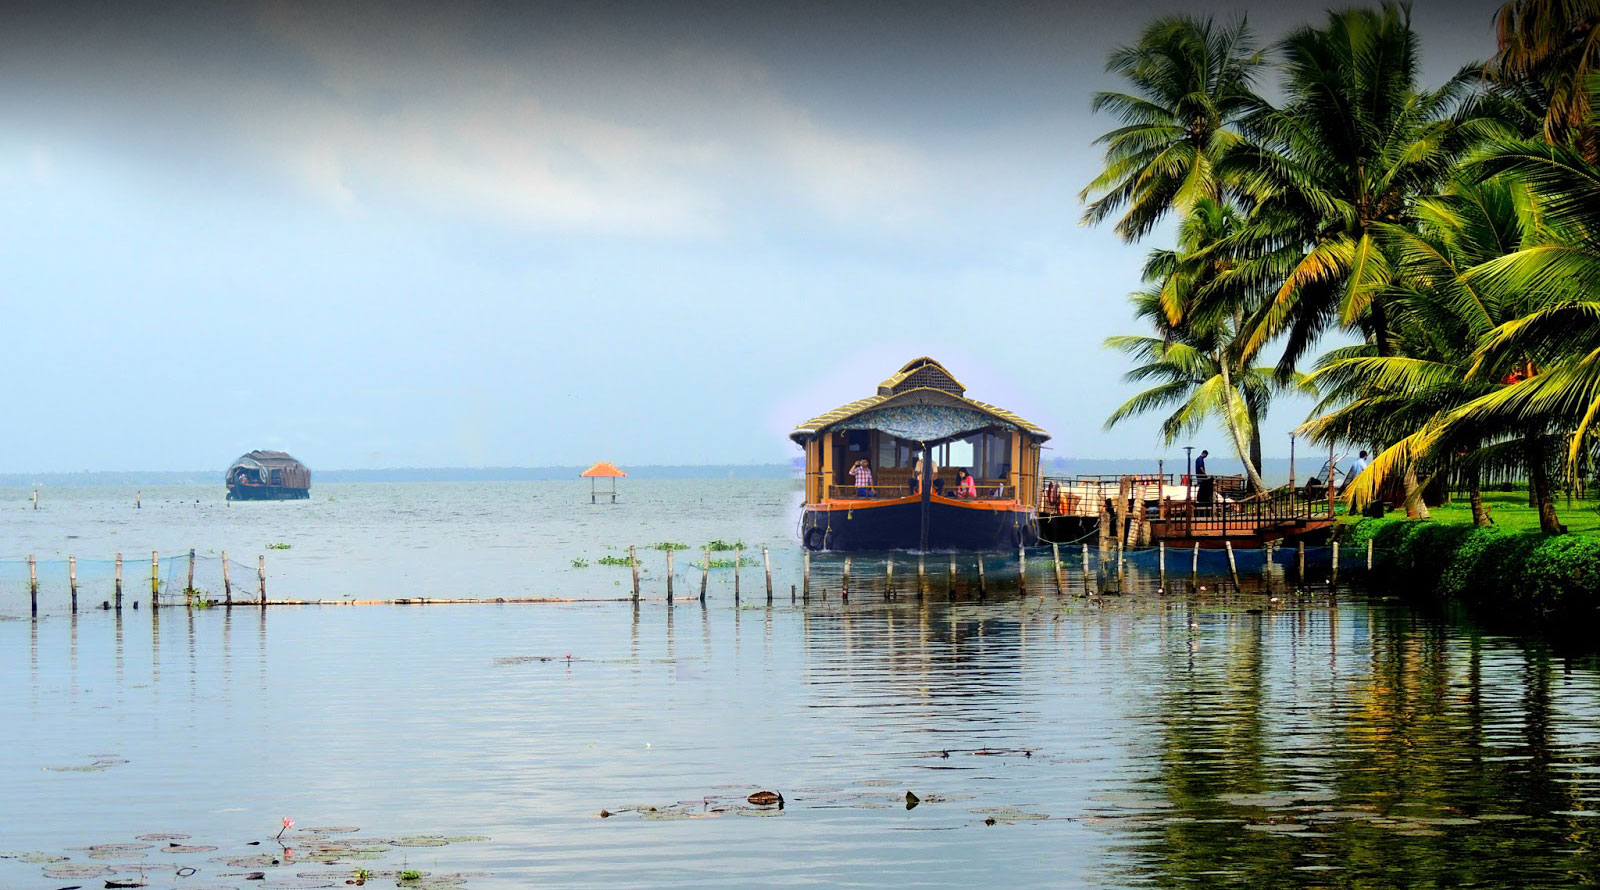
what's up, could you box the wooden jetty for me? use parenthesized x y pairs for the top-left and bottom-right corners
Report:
(1038, 472), (1336, 548)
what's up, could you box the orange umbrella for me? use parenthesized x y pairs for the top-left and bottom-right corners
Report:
(580, 462), (626, 503)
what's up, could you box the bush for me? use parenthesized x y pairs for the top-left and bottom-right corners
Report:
(1340, 519), (1600, 630)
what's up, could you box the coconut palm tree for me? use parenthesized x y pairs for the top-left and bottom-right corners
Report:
(1299, 178), (1551, 522)
(1485, 0), (1600, 160)
(1234, 3), (1484, 372)
(1105, 199), (1305, 493)
(1080, 14), (1265, 242)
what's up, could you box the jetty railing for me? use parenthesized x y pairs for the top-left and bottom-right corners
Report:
(826, 483), (1015, 500)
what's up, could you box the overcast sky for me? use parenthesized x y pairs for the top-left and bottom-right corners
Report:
(0, 0), (1502, 471)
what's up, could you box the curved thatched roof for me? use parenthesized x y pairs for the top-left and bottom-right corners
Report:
(228, 450), (307, 470)
(791, 358), (1049, 444)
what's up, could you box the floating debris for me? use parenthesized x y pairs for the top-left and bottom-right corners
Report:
(905, 791), (921, 810)
(135, 834), (190, 842)
(746, 791), (784, 807)
(44, 757), (128, 773)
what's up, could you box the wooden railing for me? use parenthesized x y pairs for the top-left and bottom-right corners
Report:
(828, 483), (1014, 501)
(1155, 485), (1334, 538)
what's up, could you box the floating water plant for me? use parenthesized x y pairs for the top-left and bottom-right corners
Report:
(705, 539), (746, 552)
(595, 555), (633, 566)
(570, 558), (589, 568)
(267, 542), (293, 550)
(651, 542), (689, 551)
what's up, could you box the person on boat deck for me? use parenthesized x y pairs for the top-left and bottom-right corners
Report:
(1194, 449), (1213, 508)
(850, 459), (873, 497)
(911, 454), (944, 495)
(956, 469), (977, 498)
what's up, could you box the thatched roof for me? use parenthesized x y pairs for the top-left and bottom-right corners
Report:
(580, 461), (627, 478)
(229, 450), (307, 470)
(791, 358), (1049, 444)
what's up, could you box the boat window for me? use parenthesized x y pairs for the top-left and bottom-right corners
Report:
(981, 431), (1012, 479)
(947, 438), (975, 468)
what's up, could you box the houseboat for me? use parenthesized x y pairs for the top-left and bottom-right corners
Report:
(226, 450), (311, 500)
(792, 357), (1047, 551)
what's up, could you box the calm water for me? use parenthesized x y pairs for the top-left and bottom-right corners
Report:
(3, 482), (1600, 889)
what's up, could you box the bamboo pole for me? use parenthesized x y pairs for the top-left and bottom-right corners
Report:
(1367, 539), (1374, 570)
(1116, 538), (1125, 579)
(1192, 542), (1199, 576)
(701, 546), (710, 601)
(666, 548), (675, 602)
(32, 487), (38, 510)
(1331, 541), (1340, 584)
(69, 555), (77, 612)
(1298, 541), (1306, 582)
(1081, 543), (1089, 577)
(135, 491), (141, 509)
(151, 551), (159, 608)
(28, 555), (38, 616)
(1158, 542), (1166, 578)
(222, 551), (232, 605)
(949, 555), (957, 595)
(976, 554), (986, 595)
(763, 546), (773, 603)
(186, 548), (196, 606)
(1052, 542), (1064, 594)
(114, 553), (123, 610)
(886, 554), (895, 596)
(918, 554), (926, 598)
(803, 550), (811, 600)
(843, 556), (852, 593)
(1225, 541), (1239, 589)
(630, 546), (640, 600)
(733, 545), (742, 602)
(1017, 546), (1026, 587)
(257, 555), (266, 604)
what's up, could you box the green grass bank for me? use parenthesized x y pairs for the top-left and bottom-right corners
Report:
(1340, 492), (1600, 629)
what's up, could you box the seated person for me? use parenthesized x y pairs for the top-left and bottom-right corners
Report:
(956, 469), (977, 498)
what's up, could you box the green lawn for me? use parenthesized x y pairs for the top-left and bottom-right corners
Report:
(1341, 490), (1600, 536)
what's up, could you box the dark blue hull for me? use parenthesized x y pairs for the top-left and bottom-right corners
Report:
(801, 497), (1039, 552)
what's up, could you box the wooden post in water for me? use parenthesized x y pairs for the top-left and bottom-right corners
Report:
(114, 553), (123, 610)
(222, 551), (232, 605)
(257, 555), (266, 604)
(1017, 546), (1026, 589)
(1367, 539), (1374, 571)
(733, 545), (742, 602)
(701, 546), (710, 602)
(1331, 541), (1340, 584)
(843, 556), (852, 593)
(918, 554), (927, 598)
(150, 551), (159, 608)
(186, 548), (196, 606)
(885, 554), (895, 597)
(803, 550), (811, 600)
(666, 548), (675, 602)
(1052, 542), (1064, 594)
(630, 546), (640, 600)
(1158, 542), (1166, 579)
(135, 490), (141, 509)
(28, 555), (38, 616)
(1225, 541), (1240, 589)
(1116, 538), (1125, 580)
(32, 487), (38, 510)
(976, 554), (986, 595)
(1297, 542), (1306, 583)
(763, 546), (773, 604)
(949, 555), (957, 595)
(69, 555), (77, 612)
(1192, 542), (1200, 576)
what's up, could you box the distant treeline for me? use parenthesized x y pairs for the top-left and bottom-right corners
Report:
(0, 465), (800, 487)
(1, 457), (1307, 487)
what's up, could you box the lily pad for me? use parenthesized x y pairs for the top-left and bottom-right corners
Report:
(42, 863), (114, 878)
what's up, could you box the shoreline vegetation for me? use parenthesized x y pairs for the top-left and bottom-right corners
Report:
(1340, 491), (1600, 630)
(1086, 0), (1600, 628)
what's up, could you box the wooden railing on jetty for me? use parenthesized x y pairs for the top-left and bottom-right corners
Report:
(1038, 474), (1336, 548)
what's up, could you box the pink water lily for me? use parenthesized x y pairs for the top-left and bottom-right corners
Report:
(276, 816), (295, 840)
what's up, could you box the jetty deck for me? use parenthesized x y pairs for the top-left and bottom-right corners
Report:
(1038, 473), (1336, 548)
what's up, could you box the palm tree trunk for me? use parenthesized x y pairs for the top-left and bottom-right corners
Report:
(1526, 435), (1564, 535)
(1402, 467), (1431, 520)
(1248, 410), (1263, 483)
(1217, 357), (1267, 494)
(1468, 473), (1489, 527)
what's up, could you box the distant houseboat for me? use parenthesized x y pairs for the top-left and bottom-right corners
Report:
(792, 357), (1047, 551)
(226, 450), (311, 500)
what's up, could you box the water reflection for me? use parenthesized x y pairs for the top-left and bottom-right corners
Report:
(4, 579), (1600, 889)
